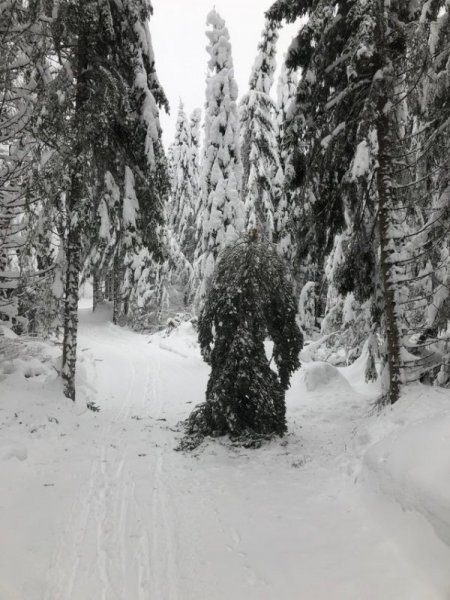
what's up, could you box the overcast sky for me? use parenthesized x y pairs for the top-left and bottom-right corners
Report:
(151, 0), (299, 148)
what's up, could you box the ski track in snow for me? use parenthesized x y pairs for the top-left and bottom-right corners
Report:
(43, 315), (186, 600)
(2, 304), (450, 599)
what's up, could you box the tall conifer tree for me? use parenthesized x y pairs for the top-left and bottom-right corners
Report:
(195, 9), (244, 302)
(240, 19), (281, 240)
(267, 0), (420, 403)
(169, 101), (199, 264)
(31, 0), (168, 399)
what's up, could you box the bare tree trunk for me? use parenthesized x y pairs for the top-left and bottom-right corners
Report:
(62, 211), (81, 400)
(93, 271), (103, 311)
(374, 0), (402, 404)
(112, 253), (121, 325)
(62, 31), (88, 402)
(377, 118), (402, 404)
(103, 272), (112, 301)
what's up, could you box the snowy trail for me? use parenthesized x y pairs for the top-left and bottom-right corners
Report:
(1, 304), (450, 599)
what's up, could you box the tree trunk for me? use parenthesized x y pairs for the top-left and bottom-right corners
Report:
(373, 0), (402, 405)
(375, 99), (402, 404)
(62, 215), (81, 400)
(103, 272), (111, 301)
(112, 253), (121, 325)
(93, 271), (103, 311)
(61, 28), (89, 401)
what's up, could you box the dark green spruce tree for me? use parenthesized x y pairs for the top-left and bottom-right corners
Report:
(34, 0), (167, 400)
(267, 0), (423, 404)
(184, 233), (303, 448)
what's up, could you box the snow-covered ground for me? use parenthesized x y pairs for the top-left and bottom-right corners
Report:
(1, 302), (450, 599)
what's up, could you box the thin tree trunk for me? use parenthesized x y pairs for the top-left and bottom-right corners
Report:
(112, 253), (121, 325)
(61, 28), (88, 401)
(93, 271), (103, 311)
(104, 272), (112, 301)
(62, 215), (81, 400)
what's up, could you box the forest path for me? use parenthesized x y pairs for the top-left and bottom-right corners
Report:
(0, 303), (445, 599)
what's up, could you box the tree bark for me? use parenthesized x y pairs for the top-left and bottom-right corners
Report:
(93, 271), (103, 311)
(112, 253), (121, 325)
(62, 211), (81, 400)
(377, 115), (402, 404)
(372, 0), (403, 405)
(61, 27), (89, 401)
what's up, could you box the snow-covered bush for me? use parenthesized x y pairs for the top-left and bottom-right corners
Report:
(183, 234), (303, 448)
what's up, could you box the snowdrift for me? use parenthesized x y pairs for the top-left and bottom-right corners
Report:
(358, 387), (450, 594)
(300, 361), (351, 392)
(364, 413), (450, 548)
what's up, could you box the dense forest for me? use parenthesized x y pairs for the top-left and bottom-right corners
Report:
(1, 0), (449, 407)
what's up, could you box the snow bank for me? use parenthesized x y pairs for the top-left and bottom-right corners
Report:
(357, 385), (450, 593)
(364, 412), (450, 547)
(0, 339), (59, 384)
(152, 320), (200, 359)
(0, 439), (28, 461)
(300, 361), (351, 392)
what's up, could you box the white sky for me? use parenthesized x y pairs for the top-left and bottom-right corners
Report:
(151, 0), (299, 148)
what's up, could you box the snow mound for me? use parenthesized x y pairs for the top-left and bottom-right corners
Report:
(365, 413), (450, 548)
(152, 320), (200, 359)
(1, 341), (60, 384)
(0, 440), (28, 461)
(301, 361), (351, 392)
(0, 325), (18, 339)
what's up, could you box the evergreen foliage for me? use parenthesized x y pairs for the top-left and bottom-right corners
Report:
(169, 101), (199, 264)
(274, 60), (299, 262)
(298, 281), (317, 338)
(240, 19), (281, 240)
(0, 1), (55, 330)
(266, 0), (450, 402)
(0, 0), (168, 399)
(50, 0), (168, 398)
(184, 234), (303, 447)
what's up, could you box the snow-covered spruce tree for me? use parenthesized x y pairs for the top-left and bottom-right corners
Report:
(267, 0), (422, 404)
(169, 101), (199, 264)
(318, 233), (373, 367)
(0, 1), (55, 330)
(183, 233), (303, 448)
(274, 60), (299, 261)
(194, 10), (244, 304)
(189, 108), (202, 164)
(33, 0), (167, 399)
(123, 216), (194, 330)
(276, 60), (298, 174)
(240, 19), (281, 239)
(88, 1), (169, 326)
(189, 107), (202, 234)
(401, 3), (450, 386)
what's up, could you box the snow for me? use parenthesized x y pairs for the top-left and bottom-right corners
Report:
(1, 303), (450, 598)
(123, 166), (139, 228)
(197, 9), (243, 295)
(427, 282), (449, 326)
(351, 140), (371, 179)
(300, 360), (350, 391)
(365, 412), (450, 547)
(360, 389), (450, 595)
